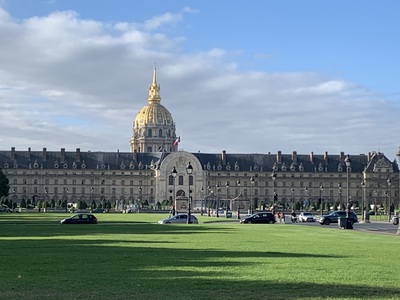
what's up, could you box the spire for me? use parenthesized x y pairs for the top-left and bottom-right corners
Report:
(148, 66), (161, 104)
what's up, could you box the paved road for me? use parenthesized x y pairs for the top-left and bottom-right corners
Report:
(289, 219), (399, 235)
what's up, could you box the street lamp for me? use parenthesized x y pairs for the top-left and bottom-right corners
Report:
(250, 176), (255, 214)
(319, 185), (324, 216)
(171, 166), (177, 215)
(216, 183), (220, 217)
(186, 162), (193, 224)
(291, 188), (294, 210)
(304, 187), (309, 211)
(138, 187), (142, 213)
(207, 186), (212, 217)
(338, 184), (342, 210)
(361, 180), (366, 222)
(201, 187), (204, 216)
(271, 171), (277, 211)
(225, 182), (230, 214)
(236, 180), (241, 219)
(387, 178), (392, 222)
(345, 154), (352, 218)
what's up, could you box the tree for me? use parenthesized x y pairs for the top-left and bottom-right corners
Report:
(0, 169), (10, 199)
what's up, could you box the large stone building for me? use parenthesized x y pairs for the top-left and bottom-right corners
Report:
(1, 68), (399, 216)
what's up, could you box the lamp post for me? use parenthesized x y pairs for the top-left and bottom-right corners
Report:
(291, 188), (294, 210)
(201, 187), (204, 216)
(250, 176), (255, 214)
(64, 188), (68, 212)
(271, 171), (277, 212)
(345, 154), (352, 218)
(319, 185), (324, 216)
(216, 183), (220, 218)
(304, 187), (309, 211)
(338, 184), (342, 210)
(225, 182), (230, 214)
(387, 178), (392, 222)
(138, 187), (142, 213)
(171, 166), (177, 215)
(186, 162), (193, 224)
(361, 180), (366, 222)
(90, 187), (94, 204)
(207, 186), (212, 217)
(236, 180), (241, 219)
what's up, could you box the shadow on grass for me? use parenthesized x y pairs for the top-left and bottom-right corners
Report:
(1, 218), (399, 299)
(1, 237), (398, 300)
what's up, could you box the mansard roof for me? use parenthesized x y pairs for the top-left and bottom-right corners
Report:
(0, 148), (397, 173)
(0, 148), (164, 171)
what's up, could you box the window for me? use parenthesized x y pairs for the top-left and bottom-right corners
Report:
(178, 175), (183, 185)
(148, 129), (152, 137)
(159, 129), (163, 137)
(189, 175), (193, 185)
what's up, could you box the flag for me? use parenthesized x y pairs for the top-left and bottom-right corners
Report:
(173, 136), (180, 146)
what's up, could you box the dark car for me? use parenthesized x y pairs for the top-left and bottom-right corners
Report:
(318, 210), (358, 225)
(240, 212), (276, 224)
(60, 213), (98, 224)
(90, 208), (105, 213)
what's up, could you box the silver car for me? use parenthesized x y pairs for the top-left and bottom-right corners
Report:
(298, 212), (316, 222)
(158, 214), (198, 224)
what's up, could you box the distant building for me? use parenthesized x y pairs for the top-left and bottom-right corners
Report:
(1, 69), (399, 215)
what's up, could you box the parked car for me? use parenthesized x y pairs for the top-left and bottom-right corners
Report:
(90, 208), (105, 213)
(318, 211), (358, 225)
(298, 212), (315, 222)
(240, 212), (276, 224)
(60, 213), (98, 224)
(212, 209), (225, 216)
(158, 214), (198, 224)
(0, 206), (12, 213)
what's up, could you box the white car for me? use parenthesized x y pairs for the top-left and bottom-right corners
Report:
(298, 212), (316, 222)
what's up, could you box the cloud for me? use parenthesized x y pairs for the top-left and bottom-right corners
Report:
(0, 6), (398, 158)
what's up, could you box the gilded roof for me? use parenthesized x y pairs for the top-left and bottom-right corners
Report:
(134, 67), (174, 127)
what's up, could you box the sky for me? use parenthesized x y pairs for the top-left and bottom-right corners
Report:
(0, 0), (399, 159)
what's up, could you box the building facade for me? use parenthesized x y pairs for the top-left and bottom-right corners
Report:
(1, 69), (399, 215)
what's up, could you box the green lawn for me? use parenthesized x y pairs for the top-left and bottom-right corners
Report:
(0, 213), (399, 300)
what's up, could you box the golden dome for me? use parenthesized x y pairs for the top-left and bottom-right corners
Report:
(135, 103), (174, 126)
(134, 67), (174, 127)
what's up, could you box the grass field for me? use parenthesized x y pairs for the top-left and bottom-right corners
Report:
(0, 213), (399, 300)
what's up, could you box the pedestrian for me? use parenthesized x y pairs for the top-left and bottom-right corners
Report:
(281, 212), (286, 223)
